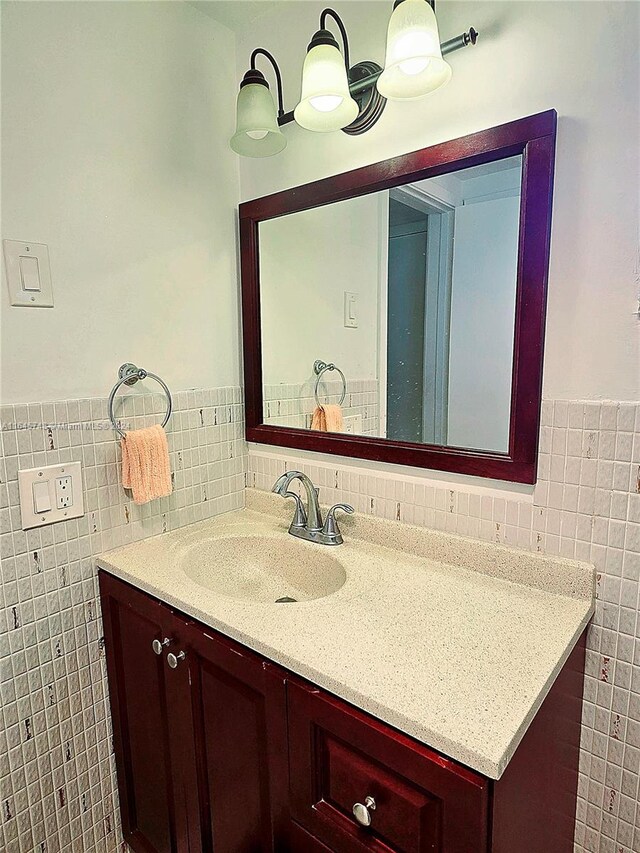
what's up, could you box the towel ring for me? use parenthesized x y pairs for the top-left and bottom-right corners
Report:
(313, 359), (347, 407)
(108, 362), (172, 439)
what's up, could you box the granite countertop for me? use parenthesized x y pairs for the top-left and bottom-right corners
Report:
(96, 489), (595, 780)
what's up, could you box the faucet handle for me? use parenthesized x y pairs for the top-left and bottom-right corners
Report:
(282, 491), (307, 528)
(322, 503), (354, 539)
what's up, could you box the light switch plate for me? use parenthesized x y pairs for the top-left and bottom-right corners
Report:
(3, 239), (54, 307)
(344, 291), (358, 328)
(18, 461), (84, 529)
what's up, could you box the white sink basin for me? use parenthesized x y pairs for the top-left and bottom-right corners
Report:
(179, 535), (347, 603)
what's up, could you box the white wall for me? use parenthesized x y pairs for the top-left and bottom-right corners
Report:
(260, 194), (382, 386)
(0, 0), (241, 404)
(234, 0), (640, 404)
(447, 194), (519, 451)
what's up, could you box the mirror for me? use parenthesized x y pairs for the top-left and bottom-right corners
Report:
(259, 155), (522, 454)
(241, 112), (556, 483)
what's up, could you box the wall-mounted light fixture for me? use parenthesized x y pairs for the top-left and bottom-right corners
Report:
(378, 0), (453, 100)
(230, 0), (478, 158)
(230, 48), (288, 157)
(295, 9), (359, 133)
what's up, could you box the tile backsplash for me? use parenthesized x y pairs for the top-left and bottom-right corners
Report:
(263, 378), (380, 435)
(248, 399), (640, 853)
(1, 393), (639, 852)
(0, 387), (246, 853)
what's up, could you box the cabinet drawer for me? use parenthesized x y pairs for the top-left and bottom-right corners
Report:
(287, 680), (489, 853)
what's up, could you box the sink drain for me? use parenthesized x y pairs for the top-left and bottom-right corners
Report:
(275, 596), (297, 603)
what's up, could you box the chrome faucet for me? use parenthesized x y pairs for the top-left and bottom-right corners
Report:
(271, 471), (353, 546)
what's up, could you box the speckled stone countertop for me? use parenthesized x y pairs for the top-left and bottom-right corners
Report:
(96, 489), (595, 780)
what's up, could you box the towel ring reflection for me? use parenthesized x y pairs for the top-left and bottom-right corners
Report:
(313, 359), (347, 407)
(108, 362), (172, 439)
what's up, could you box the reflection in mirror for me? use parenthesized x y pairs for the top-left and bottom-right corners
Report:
(259, 155), (522, 454)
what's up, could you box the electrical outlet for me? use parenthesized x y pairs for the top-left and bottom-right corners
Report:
(55, 476), (73, 509)
(343, 413), (363, 434)
(18, 461), (84, 529)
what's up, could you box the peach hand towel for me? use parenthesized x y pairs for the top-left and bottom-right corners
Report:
(121, 424), (172, 505)
(311, 404), (344, 433)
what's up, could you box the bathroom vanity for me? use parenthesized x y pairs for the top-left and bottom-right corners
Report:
(97, 492), (593, 853)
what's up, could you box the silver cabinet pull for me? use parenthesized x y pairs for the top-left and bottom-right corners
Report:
(152, 638), (171, 655)
(352, 795), (376, 827)
(167, 651), (186, 669)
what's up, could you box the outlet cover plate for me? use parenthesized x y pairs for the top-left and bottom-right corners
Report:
(18, 461), (84, 529)
(343, 413), (363, 434)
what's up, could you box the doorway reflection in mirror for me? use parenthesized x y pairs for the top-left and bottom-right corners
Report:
(259, 155), (522, 454)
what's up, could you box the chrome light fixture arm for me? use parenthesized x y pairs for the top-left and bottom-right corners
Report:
(250, 47), (286, 119)
(320, 8), (350, 71)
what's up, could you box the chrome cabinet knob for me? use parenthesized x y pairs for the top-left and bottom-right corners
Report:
(352, 796), (376, 827)
(167, 651), (186, 669)
(152, 638), (171, 655)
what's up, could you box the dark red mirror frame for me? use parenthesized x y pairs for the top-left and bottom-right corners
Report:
(240, 110), (557, 484)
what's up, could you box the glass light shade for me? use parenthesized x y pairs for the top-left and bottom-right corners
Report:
(230, 82), (286, 158)
(294, 42), (359, 132)
(377, 0), (452, 101)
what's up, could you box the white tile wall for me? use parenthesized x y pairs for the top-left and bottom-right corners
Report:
(263, 378), (380, 435)
(248, 399), (640, 853)
(0, 387), (246, 853)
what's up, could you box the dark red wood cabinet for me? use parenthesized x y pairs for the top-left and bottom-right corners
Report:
(99, 574), (181, 853)
(100, 572), (288, 853)
(99, 571), (585, 853)
(287, 680), (488, 853)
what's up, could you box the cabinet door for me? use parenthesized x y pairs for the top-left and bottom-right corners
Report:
(100, 572), (187, 853)
(288, 679), (489, 853)
(179, 622), (289, 853)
